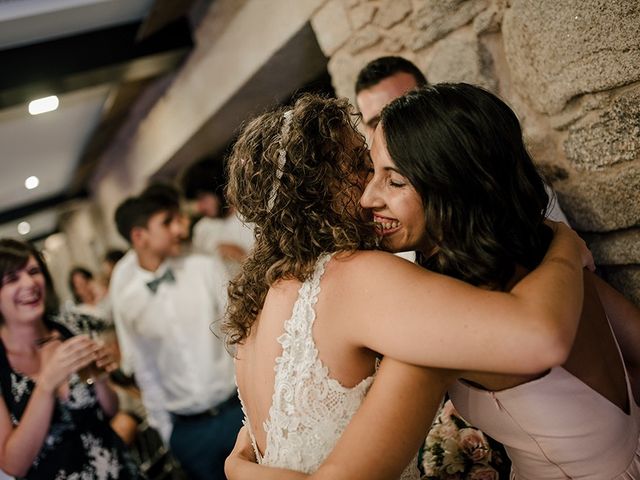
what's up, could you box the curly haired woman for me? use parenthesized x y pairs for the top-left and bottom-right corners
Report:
(224, 93), (591, 479)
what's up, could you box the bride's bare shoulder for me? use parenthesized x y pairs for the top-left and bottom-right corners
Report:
(330, 250), (420, 280)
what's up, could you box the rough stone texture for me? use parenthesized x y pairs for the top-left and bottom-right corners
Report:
(426, 34), (497, 91)
(601, 266), (640, 307)
(349, 3), (377, 30)
(347, 26), (382, 54)
(473, 0), (507, 34)
(583, 228), (640, 265)
(311, 0), (352, 56)
(343, 0), (360, 8)
(503, 0), (640, 114)
(409, 0), (488, 51)
(373, 0), (412, 29)
(382, 33), (404, 52)
(549, 91), (611, 130)
(327, 50), (362, 101)
(555, 163), (640, 232)
(564, 89), (640, 171)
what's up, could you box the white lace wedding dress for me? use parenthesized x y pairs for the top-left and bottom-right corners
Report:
(238, 254), (420, 479)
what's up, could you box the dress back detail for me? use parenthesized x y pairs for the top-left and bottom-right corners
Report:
(239, 254), (419, 479)
(448, 316), (640, 480)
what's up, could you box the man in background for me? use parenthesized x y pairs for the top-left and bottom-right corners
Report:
(110, 185), (241, 479)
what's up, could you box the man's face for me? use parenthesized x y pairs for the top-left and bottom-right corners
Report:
(139, 210), (185, 259)
(356, 72), (419, 144)
(196, 192), (222, 218)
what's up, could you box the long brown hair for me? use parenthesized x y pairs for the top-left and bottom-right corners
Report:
(224, 94), (377, 346)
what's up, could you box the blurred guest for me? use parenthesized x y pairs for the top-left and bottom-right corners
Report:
(67, 266), (111, 323)
(0, 238), (138, 479)
(182, 158), (253, 275)
(110, 185), (241, 480)
(102, 249), (126, 287)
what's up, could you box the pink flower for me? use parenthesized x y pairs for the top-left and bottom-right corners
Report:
(459, 427), (492, 463)
(467, 464), (499, 480)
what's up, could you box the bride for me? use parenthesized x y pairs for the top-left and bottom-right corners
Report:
(224, 94), (590, 478)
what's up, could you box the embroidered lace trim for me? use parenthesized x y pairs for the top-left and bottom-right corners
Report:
(239, 254), (419, 478)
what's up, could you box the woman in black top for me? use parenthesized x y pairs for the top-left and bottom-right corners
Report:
(0, 238), (138, 479)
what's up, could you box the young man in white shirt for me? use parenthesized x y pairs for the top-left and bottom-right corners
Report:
(110, 186), (241, 480)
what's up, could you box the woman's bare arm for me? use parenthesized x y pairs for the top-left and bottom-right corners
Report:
(225, 359), (451, 480)
(343, 222), (588, 375)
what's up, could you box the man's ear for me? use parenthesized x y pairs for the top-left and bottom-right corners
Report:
(130, 226), (146, 249)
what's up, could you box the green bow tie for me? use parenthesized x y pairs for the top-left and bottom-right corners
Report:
(146, 268), (175, 294)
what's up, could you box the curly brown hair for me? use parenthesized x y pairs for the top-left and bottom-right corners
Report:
(224, 94), (377, 346)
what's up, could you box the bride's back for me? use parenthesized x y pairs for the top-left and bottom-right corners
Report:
(235, 253), (379, 463)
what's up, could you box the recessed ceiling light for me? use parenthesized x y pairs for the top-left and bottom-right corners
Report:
(28, 95), (59, 115)
(17, 221), (31, 235)
(25, 175), (40, 190)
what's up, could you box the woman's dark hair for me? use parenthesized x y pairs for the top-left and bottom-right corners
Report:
(0, 238), (59, 323)
(224, 94), (377, 345)
(68, 266), (94, 304)
(381, 83), (550, 290)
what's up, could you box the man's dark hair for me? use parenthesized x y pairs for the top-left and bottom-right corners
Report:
(114, 186), (180, 243)
(104, 249), (125, 266)
(181, 158), (227, 207)
(355, 56), (427, 95)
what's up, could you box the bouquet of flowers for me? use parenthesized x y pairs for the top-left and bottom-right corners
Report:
(422, 400), (508, 480)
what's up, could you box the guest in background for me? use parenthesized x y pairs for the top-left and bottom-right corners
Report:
(102, 249), (125, 288)
(110, 185), (241, 480)
(182, 158), (253, 275)
(0, 238), (137, 479)
(67, 266), (111, 324)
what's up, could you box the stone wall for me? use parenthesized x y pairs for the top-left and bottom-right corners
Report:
(310, 0), (640, 304)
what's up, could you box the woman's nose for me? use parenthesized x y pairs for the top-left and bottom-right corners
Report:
(360, 178), (383, 209)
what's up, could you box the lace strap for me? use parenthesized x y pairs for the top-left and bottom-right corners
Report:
(302, 253), (331, 300)
(278, 253), (333, 348)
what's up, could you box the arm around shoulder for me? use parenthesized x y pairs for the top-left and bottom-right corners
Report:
(343, 223), (587, 375)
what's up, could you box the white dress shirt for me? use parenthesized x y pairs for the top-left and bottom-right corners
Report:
(545, 184), (570, 225)
(192, 213), (254, 277)
(110, 250), (236, 442)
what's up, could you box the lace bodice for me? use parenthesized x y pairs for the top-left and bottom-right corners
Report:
(239, 254), (419, 479)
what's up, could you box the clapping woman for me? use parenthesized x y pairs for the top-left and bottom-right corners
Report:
(0, 239), (138, 478)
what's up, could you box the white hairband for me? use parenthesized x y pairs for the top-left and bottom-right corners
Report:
(267, 109), (293, 211)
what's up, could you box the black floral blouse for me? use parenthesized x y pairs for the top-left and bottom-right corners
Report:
(0, 320), (139, 479)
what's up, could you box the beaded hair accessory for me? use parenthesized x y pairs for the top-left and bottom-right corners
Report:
(267, 109), (293, 211)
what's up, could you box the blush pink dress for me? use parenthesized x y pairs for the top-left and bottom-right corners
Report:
(449, 327), (640, 479)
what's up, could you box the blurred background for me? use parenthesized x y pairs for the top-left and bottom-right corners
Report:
(0, 0), (639, 304)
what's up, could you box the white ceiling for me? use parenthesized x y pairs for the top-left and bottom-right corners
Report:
(0, 0), (162, 241)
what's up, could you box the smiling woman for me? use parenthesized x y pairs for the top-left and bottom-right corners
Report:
(0, 239), (139, 479)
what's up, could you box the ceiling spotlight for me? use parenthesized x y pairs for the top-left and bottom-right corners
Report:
(25, 175), (40, 190)
(17, 221), (31, 235)
(28, 95), (59, 115)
